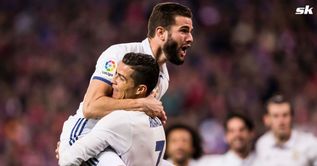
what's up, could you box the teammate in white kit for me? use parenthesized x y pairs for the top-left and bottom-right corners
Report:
(59, 53), (166, 166)
(198, 113), (256, 166)
(57, 2), (193, 165)
(256, 94), (317, 166)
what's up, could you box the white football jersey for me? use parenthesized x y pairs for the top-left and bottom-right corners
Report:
(75, 38), (169, 117)
(59, 38), (170, 164)
(90, 38), (169, 102)
(197, 151), (256, 166)
(255, 130), (317, 166)
(59, 111), (166, 166)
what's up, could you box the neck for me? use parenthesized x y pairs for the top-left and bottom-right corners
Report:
(148, 37), (167, 66)
(174, 160), (189, 166)
(234, 149), (251, 159)
(232, 144), (252, 159)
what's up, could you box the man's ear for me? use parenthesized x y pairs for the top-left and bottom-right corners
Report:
(155, 26), (167, 41)
(136, 85), (147, 95)
(263, 114), (271, 127)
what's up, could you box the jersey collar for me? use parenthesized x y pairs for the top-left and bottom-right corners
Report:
(142, 38), (155, 58)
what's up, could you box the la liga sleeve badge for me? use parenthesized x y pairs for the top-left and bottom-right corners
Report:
(102, 60), (117, 79)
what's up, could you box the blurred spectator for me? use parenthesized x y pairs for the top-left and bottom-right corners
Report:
(198, 118), (227, 154)
(198, 113), (256, 166)
(164, 124), (203, 166)
(256, 94), (317, 166)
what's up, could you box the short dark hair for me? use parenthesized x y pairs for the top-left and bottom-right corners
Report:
(266, 94), (294, 115)
(164, 124), (203, 159)
(122, 53), (159, 96)
(224, 113), (254, 132)
(147, 2), (192, 38)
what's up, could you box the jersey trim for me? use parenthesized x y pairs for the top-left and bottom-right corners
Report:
(92, 76), (112, 86)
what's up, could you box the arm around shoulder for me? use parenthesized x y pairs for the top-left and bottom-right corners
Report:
(82, 79), (142, 119)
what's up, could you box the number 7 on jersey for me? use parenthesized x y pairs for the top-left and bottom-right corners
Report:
(155, 140), (165, 166)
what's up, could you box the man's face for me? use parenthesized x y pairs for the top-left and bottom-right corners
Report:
(167, 129), (193, 164)
(225, 118), (253, 153)
(163, 16), (193, 65)
(112, 62), (138, 99)
(265, 103), (292, 140)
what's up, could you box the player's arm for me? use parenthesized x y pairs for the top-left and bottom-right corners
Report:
(83, 46), (165, 120)
(58, 127), (110, 166)
(58, 111), (131, 166)
(83, 79), (164, 119)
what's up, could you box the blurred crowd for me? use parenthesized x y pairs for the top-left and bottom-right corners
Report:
(0, 0), (316, 165)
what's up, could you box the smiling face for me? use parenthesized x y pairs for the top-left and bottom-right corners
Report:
(167, 129), (194, 164)
(225, 117), (254, 154)
(111, 62), (139, 99)
(163, 16), (193, 65)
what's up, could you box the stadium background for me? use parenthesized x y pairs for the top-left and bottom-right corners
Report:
(0, 0), (316, 165)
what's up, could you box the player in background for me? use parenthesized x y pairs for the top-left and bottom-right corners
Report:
(255, 94), (317, 166)
(59, 53), (166, 166)
(57, 2), (193, 164)
(164, 124), (203, 166)
(198, 113), (256, 166)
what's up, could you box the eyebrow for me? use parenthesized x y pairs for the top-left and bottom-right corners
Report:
(117, 72), (127, 81)
(180, 26), (193, 32)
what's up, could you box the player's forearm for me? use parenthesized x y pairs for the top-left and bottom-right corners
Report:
(59, 151), (82, 166)
(59, 127), (111, 166)
(58, 144), (88, 166)
(59, 143), (100, 166)
(83, 96), (142, 119)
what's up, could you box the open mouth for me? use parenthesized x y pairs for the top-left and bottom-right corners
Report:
(180, 45), (190, 57)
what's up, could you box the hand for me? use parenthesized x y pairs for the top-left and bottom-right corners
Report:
(151, 87), (159, 98)
(55, 141), (60, 160)
(136, 95), (167, 125)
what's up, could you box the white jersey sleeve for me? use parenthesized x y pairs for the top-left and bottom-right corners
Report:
(91, 45), (125, 85)
(58, 110), (132, 166)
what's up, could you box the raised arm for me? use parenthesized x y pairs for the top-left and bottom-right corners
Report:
(83, 79), (164, 119)
(82, 46), (166, 121)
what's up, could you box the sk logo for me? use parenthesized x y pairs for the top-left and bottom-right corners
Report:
(295, 5), (313, 15)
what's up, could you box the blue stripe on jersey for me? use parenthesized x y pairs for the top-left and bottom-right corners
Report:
(92, 157), (99, 164)
(69, 118), (84, 145)
(69, 118), (81, 145)
(75, 119), (88, 141)
(149, 117), (162, 128)
(85, 158), (97, 166)
(92, 76), (112, 86)
(78, 119), (88, 136)
(90, 158), (98, 165)
(73, 118), (84, 138)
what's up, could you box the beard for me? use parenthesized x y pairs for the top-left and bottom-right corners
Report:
(230, 138), (247, 152)
(276, 129), (291, 142)
(163, 35), (184, 65)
